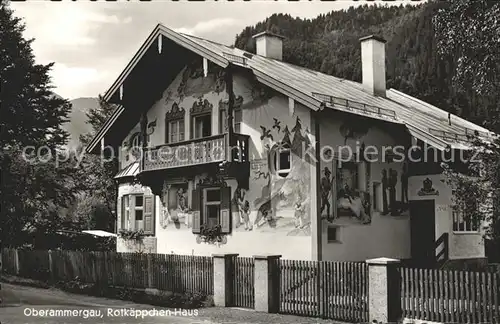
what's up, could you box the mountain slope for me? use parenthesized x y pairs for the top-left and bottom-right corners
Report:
(234, 2), (485, 125)
(63, 97), (97, 149)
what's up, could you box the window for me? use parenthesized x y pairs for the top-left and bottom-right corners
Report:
(167, 119), (185, 143)
(327, 226), (341, 243)
(203, 188), (221, 228)
(219, 108), (242, 133)
(128, 133), (142, 159)
(131, 133), (140, 148)
(135, 195), (144, 230)
(372, 182), (382, 212)
(120, 194), (155, 234)
(453, 205), (479, 233)
(234, 109), (242, 133)
(273, 144), (291, 178)
(193, 114), (211, 139)
(192, 186), (231, 234)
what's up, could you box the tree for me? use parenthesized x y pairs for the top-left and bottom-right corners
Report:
(434, 0), (500, 249)
(0, 2), (80, 247)
(75, 95), (118, 233)
(0, 2), (71, 150)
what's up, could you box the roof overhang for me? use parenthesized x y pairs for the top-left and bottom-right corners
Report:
(114, 161), (139, 179)
(103, 24), (230, 104)
(86, 105), (125, 154)
(406, 123), (452, 151)
(87, 24), (232, 154)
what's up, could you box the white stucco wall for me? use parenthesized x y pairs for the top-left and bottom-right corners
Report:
(408, 174), (485, 259)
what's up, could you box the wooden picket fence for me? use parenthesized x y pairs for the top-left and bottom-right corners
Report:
(401, 266), (500, 324)
(279, 260), (368, 323)
(2, 248), (214, 296)
(232, 256), (255, 308)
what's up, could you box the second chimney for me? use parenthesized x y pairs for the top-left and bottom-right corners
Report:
(252, 31), (284, 61)
(360, 35), (386, 97)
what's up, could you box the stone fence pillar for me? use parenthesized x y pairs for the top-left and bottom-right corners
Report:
(366, 257), (401, 324)
(254, 255), (281, 313)
(213, 253), (238, 307)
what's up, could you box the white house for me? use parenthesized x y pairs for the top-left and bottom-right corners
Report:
(86, 25), (490, 267)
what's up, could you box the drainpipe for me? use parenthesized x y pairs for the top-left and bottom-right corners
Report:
(312, 108), (322, 261)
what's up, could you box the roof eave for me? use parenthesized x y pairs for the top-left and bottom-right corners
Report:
(85, 105), (125, 154)
(406, 123), (450, 151)
(103, 24), (230, 103)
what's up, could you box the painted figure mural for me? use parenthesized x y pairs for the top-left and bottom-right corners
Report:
(401, 160), (409, 203)
(381, 165), (409, 216)
(320, 167), (334, 221)
(161, 182), (191, 229)
(336, 162), (371, 224)
(234, 186), (252, 230)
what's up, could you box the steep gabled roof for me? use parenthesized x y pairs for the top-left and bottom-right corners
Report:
(87, 23), (492, 153)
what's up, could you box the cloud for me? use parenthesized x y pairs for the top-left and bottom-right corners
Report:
(12, 3), (131, 48)
(175, 18), (239, 36)
(49, 64), (108, 99)
(9, 1), (419, 99)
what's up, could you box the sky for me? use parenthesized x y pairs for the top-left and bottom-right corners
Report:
(11, 0), (420, 100)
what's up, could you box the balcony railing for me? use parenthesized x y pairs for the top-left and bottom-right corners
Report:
(142, 133), (249, 172)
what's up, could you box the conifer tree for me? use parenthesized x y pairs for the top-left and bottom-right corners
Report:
(0, 2), (79, 247)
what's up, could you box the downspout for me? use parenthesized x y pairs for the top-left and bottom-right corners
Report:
(313, 107), (323, 261)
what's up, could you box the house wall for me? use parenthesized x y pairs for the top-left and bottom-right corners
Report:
(116, 64), (315, 260)
(318, 115), (411, 261)
(408, 174), (485, 259)
(116, 182), (161, 253)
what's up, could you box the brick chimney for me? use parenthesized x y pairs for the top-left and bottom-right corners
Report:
(360, 35), (387, 97)
(252, 31), (284, 61)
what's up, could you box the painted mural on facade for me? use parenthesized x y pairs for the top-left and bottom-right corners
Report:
(320, 116), (410, 226)
(232, 109), (312, 236)
(160, 181), (192, 230)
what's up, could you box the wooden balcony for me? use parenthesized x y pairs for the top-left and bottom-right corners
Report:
(141, 133), (249, 172)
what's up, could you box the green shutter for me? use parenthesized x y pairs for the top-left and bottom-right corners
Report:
(220, 187), (231, 234)
(192, 188), (201, 234)
(143, 195), (155, 235)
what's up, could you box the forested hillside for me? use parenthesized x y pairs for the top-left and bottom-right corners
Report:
(235, 2), (489, 126)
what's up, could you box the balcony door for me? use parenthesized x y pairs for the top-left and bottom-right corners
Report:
(193, 114), (211, 139)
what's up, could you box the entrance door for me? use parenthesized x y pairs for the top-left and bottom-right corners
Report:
(409, 200), (436, 267)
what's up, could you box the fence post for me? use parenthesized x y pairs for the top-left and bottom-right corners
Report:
(147, 254), (153, 288)
(253, 255), (281, 313)
(213, 253), (238, 307)
(366, 257), (401, 324)
(14, 249), (19, 275)
(47, 250), (53, 282)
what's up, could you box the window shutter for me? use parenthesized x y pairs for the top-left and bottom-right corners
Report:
(143, 195), (155, 235)
(192, 188), (201, 234)
(130, 195), (136, 231)
(120, 196), (126, 230)
(220, 187), (232, 234)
